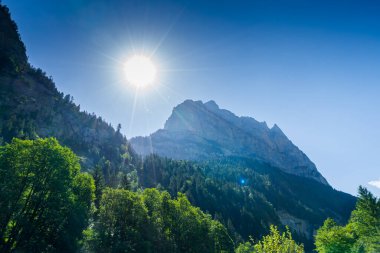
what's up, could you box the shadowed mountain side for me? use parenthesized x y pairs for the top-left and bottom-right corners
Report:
(136, 155), (356, 251)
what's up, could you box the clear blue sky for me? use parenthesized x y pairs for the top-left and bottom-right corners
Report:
(4, 0), (380, 196)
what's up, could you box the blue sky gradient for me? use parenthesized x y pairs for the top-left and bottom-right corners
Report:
(4, 0), (380, 196)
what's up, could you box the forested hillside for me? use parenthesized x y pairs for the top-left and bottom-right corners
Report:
(137, 155), (356, 250)
(0, 138), (235, 253)
(0, 5), (137, 187)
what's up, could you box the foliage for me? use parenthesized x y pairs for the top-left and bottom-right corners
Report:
(0, 4), (27, 74)
(235, 225), (304, 253)
(235, 241), (255, 253)
(86, 188), (235, 253)
(92, 165), (105, 211)
(253, 226), (304, 253)
(0, 138), (95, 252)
(315, 219), (356, 253)
(137, 155), (356, 250)
(88, 188), (150, 252)
(315, 187), (380, 253)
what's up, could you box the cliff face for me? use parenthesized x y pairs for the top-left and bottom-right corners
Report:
(131, 99), (328, 185)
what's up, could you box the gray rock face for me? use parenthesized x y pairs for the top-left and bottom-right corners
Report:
(277, 211), (314, 239)
(131, 99), (328, 185)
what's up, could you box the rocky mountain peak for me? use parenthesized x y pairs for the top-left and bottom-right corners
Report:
(271, 123), (286, 135)
(204, 100), (219, 110)
(131, 100), (328, 185)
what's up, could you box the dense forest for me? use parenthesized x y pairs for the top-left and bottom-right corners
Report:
(1, 138), (379, 252)
(1, 3), (379, 252)
(137, 155), (355, 249)
(0, 138), (233, 252)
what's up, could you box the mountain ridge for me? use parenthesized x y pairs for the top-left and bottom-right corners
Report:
(131, 99), (328, 185)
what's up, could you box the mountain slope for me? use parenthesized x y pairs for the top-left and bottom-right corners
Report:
(137, 155), (356, 251)
(0, 5), (136, 185)
(131, 99), (327, 184)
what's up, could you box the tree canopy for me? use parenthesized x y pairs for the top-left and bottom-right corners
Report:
(0, 138), (95, 252)
(315, 186), (380, 253)
(235, 225), (304, 253)
(86, 187), (235, 253)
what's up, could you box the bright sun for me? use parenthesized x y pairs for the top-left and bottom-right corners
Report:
(124, 55), (157, 87)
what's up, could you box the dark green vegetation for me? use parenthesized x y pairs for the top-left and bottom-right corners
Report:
(315, 187), (380, 253)
(0, 138), (376, 253)
(0, 138), (235, 253)
(0, 3), (369, 253)
(0, 138), (94, 252)
(85, 188), (234, 253)
(137, 155), (355, 250)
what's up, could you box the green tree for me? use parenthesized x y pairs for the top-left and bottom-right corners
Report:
(87, 188), (234, 253)
(315, 219), (355, 253)
(0, 138), (95, 252)
(235, 225), (304, 253)
(349, 187), (380, 252)
(89, 188), (151, 253)
(92, 164), (105, 211)
(235, 240), (255, 253)
(315, 186), (380, 253)
(119, 173), (131, 190)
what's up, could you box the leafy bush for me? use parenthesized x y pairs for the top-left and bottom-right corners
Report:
(236, 225), (304, 253)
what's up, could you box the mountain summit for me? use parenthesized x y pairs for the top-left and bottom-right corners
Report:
(131, 99), (328, 185)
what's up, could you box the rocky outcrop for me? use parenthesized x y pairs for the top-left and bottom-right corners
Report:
(277, 211), (315, 239)
(131, 99), (328, 185)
